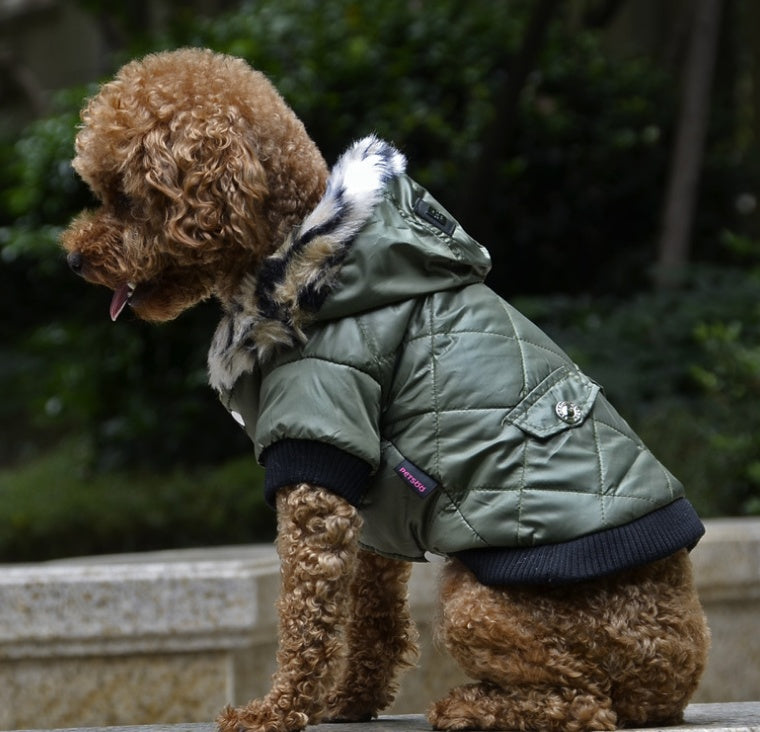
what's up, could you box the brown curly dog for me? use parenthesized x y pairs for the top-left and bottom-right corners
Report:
(62, 48), (709, 732)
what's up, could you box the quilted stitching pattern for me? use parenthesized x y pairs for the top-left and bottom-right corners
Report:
(220, 161), (688, 563)
(372, 284), (684, 552)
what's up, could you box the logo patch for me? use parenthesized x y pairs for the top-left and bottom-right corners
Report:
(413, 198), (456, 236)
(395, 459), (439, 498)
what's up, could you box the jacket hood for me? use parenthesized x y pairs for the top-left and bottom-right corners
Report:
(208, 135), (490, 392)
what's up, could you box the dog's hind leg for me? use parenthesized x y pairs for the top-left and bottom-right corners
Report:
(217, 484), (361, 732)
(429, 682), (616, 732)
(429, 559), (617, 732)
(325, 550), (419, 721)
(430, 553), (708, 732)
(596, 550), (709, 728)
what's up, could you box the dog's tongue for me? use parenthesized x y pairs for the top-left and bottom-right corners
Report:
(110, 283), (132, 321)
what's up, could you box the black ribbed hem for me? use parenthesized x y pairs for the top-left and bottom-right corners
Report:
(261, 439), (372, 508)
(454, 497), (705, 586)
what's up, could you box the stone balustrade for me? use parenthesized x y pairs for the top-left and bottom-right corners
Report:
(1, 519), (758, 730)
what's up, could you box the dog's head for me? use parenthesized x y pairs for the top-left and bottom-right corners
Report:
(62, 48), (328, 322)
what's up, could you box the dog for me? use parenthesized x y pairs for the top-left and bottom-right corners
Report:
(62, 48), (709, 732)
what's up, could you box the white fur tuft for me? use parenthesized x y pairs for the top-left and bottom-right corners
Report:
(208, 136), (406, 393)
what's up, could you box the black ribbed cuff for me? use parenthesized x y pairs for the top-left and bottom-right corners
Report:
(261, 439), (372, 508)
(455, 497), (705, 586)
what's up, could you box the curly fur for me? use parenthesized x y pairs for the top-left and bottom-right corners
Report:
(62, 48), (710, 732)
(207, 134), (406, 388)
(63, 48), (327, 321)
(431, 551), (708, 731)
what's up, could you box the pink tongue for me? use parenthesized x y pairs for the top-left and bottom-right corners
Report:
(110, 284), (132, 321)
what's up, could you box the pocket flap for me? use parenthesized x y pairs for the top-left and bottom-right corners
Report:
(506, 368), (600, 439)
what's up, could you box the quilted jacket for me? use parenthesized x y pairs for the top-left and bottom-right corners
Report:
(207, 136), (704, 585)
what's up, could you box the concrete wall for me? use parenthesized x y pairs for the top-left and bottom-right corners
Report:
(0, 519), (758, 730)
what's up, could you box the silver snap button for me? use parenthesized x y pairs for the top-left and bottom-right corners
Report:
(555, 400), (582, 424)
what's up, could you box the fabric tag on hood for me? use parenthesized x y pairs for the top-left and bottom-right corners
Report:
(414, 198), (456, 236)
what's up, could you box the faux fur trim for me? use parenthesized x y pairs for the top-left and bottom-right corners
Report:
(208, 135), (406, 392)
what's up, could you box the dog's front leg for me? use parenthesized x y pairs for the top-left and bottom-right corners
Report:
(218, 484), (361, 732)
(325, 551), (419, 721)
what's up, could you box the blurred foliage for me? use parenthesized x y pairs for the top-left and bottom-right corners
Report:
(0, 0), (759, 560)
(0, 439), (271, 562)
(178, 0), (684, 294)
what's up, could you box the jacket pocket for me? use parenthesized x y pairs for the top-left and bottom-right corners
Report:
(504, 367), (600, 439)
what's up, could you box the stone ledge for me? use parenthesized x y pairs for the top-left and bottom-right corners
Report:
(1, 521), (759, 728)
(9, 703), (760, 732)
(689, 518), (760, 601)
(0, 546), (281, 658)
(0, 545), (440, 661)
(1, 519), (757, 660)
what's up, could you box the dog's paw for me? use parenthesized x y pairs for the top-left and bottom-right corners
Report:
(217, 702), (308, 732)
(323, 691), (379, 723)
(429, 683), (618, 732)
(322, 708), (375, 724)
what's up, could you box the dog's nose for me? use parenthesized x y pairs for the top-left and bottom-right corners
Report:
(67, 252), (84, 274)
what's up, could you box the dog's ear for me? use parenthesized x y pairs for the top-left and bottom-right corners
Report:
(133, 115), (270, 257)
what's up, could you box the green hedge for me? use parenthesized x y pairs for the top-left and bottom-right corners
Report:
(0, 440), (272, 562)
